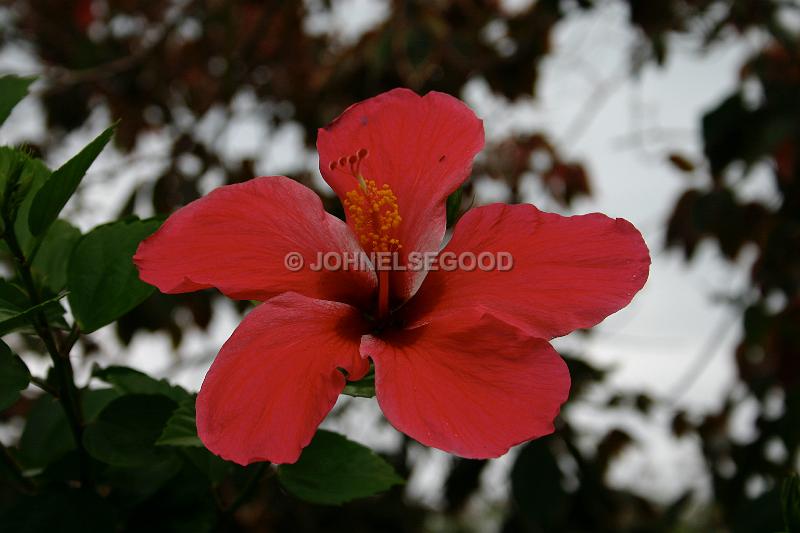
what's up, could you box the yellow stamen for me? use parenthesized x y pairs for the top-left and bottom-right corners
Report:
(329, 148), (401, 319)
(344, 179), (402, 254)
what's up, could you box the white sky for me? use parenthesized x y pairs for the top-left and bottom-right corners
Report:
(0, 0), (783, 523)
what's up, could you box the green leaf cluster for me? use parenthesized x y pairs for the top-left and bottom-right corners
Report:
(0, 77), (404, 530)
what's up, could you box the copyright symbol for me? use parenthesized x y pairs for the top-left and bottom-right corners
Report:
(284, 252), (303, 271)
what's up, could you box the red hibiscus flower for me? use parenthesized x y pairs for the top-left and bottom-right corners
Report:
(134, 88), (650, 465)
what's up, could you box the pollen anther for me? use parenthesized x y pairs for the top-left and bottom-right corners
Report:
(344, 178), (402, 254)
(330, 148), (402, 254)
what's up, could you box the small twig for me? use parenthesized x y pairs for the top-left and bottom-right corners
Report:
(665, 311), (739, 406)
(30, 375), (59, 397)
(559, 60), (630, 149)
(39, 0), (199, 96)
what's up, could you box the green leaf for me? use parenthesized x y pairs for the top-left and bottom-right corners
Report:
(28, 125), (115, 236)
(342, 369), (375, 398)
(511, 437), (568, 530)
(278, 430), (403, 505)
(157, 399), (203, 447)
(446, 186), (463, 228)
(92, 365), (190, 403)
(83, 393), (177, 467)
(0, 279), (31, 310)
(783, 473), (800, 533)
(19, 396), (75, 469)
(0, 147), (25, 223)
(182, 447), (232, 483)
(0, 75), (35, 127)
(9, 154), (52, 254)
(0, 279), (67, 334)
(82, 387), (121, 422)
(17, 389), (119, 471)
(0, 339), (30, 410)
(0, 280), (35, 332)
(0, 291), (67, 336)
(67, 217), (161, 332)
(0, 148), (50, 248)
(104, 453), (183, 504)
(31, 219), (81, 292)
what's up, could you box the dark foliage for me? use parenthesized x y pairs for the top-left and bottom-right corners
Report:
(0, 0), (798, 531)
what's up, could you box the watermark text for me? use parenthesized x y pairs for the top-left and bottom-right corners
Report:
(283, 251), (514, 272)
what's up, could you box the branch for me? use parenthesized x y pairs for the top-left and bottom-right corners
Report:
(39, 0), (199, 95)
(2, 226), (90, 488)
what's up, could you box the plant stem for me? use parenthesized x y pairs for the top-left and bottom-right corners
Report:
(224, 463), (269, 516)
(61, 322), (81, 355)
(2, 228), (91, 488)
(30, 375), (59, 397)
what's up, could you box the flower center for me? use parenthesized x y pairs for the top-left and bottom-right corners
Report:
(330, 149), (403, 255)
(329, 148), (402, 319)
(345, 181), (402, 253)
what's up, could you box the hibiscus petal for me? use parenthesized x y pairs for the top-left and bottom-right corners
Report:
(134, 176), (376, 306)
(317, 89), (484, 301)
(196, 292), (369, 465)
(363, 310), (569, 458)
(403, 203), (650, 339)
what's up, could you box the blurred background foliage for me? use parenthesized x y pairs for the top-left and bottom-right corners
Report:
(0, 0), (799, 531)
